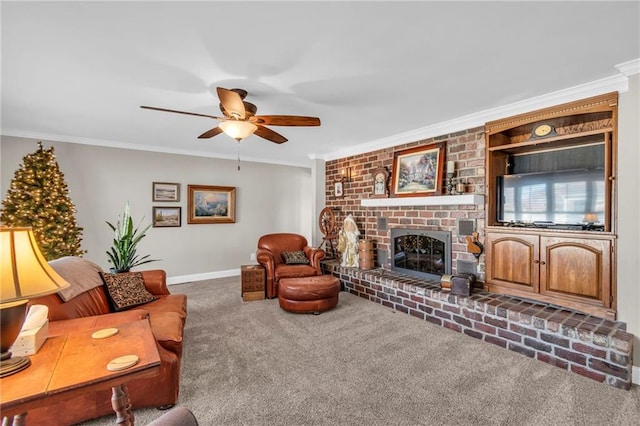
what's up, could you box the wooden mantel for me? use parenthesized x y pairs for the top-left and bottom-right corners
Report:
(360, 194), (484, 208)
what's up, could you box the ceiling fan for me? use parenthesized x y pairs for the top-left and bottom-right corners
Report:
(141, 87), (321, 144)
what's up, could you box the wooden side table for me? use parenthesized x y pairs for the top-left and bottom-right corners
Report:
(241, 264), (265, 301)
(0, 319), (160, 426)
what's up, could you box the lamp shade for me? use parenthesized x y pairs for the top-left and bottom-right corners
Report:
(0, 227), (70, 304)
(218, 120), (258, 141)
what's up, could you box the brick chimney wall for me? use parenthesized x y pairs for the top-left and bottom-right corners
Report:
(324, 126), (486, 277)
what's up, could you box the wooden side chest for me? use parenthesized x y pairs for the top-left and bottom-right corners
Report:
(241, 264), (265, 301)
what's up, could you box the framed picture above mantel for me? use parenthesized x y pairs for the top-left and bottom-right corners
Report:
(391, 142), (445, 197)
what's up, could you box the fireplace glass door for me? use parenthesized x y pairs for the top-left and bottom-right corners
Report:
(391, 229), (451, 280)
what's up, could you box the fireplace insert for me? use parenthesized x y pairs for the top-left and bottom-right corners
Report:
(390, 228), (451, 281)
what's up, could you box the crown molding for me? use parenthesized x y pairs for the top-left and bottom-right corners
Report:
(320, 67), (634, 162)
(0, 129), (309, 168)
(616, 58), (640, 76)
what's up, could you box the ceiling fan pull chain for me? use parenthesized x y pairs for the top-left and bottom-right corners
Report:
(237, 145), (241, 171)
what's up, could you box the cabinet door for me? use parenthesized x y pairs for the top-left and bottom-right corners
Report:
(540, 237), (611, 308)
(486, 232), (539, 293)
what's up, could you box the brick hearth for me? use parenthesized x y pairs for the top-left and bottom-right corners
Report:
(322, 261), (634, 390)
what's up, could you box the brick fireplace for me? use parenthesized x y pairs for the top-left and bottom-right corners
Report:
(324, 127), (485, 276)
(323, 127), (634, 389)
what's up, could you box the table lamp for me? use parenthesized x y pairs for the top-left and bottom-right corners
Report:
(0, 226), (70, 377)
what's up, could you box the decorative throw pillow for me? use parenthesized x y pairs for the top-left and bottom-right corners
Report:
(100, 272), (157, 311)
(281, 251), (310, 265)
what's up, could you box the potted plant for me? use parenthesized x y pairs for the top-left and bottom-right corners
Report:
(106, 202), (158, 273)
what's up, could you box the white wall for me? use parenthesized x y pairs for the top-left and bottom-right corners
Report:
(617, 73), (640, 367)
(0, 136), (314, 280)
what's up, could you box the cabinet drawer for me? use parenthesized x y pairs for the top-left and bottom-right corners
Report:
(241, 265), (265, 294)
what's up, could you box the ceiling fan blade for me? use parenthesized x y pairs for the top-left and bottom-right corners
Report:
(197, 126), (224, 139)
(230, 88), (248, 99)
(253, 115), (321, 126)
(216, 87), (246, 119)
(220, 101), (257, 119)
(254, 125), (288, 144)
(140, 105), (222, 120)
(243, 102), (257, 118)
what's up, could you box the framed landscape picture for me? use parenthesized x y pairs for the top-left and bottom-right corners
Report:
(152, 182), (180, 202)
(152, 207), (181, 227)
(391, 142), (445, 197)
(187, 185), (236, 224)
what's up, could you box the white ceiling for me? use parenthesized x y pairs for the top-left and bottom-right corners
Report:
(2, 1), (639, 167)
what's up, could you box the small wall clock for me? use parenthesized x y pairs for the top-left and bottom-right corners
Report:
(371, 167), (389, 198)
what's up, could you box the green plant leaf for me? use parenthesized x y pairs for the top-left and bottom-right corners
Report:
(105, 203), (158, 272)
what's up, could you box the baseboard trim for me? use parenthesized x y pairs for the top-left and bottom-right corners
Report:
(167, 269), (240, 285)
(633, 366), (639, 386)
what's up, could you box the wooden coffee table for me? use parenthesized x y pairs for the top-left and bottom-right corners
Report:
(0, 319), (161, 425)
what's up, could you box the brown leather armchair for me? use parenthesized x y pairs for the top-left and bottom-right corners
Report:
(257, 233), (326, 298)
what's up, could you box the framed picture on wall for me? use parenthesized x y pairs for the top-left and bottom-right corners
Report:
(391, 142), (445, 197)
(152, 182), (180, 202)
(152, 207), (181, 227)
(371, 167), (389, 198)
(187, 185), (236, 224)
(334, 181), (344, 198)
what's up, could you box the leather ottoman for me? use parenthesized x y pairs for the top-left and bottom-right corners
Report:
(278, 275), (340, 314)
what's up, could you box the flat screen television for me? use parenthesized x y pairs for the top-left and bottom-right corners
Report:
(497, 168), (605, 227)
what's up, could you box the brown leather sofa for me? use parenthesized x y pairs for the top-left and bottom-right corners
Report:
(256, 233), (326, 298)
(23, 258), (187, 426)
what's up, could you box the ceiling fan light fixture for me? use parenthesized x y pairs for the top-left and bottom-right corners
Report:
(219, 120), (257, 141)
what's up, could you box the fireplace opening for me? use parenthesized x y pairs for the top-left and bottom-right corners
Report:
(390, 228), (451, 281)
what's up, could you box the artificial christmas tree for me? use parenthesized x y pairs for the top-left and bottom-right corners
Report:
(1, 142), (85, 260)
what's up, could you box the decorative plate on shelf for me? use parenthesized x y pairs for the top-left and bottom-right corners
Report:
(530, 123), (557, 139)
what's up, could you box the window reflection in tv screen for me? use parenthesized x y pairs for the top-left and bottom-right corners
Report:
(498, 169), (605, 225)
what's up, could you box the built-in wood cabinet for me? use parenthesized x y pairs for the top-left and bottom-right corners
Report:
(484, 93), (618, 319)
(486, 230), (614, 318)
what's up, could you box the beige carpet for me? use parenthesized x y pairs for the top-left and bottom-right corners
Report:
(81, 276), (639, 426)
